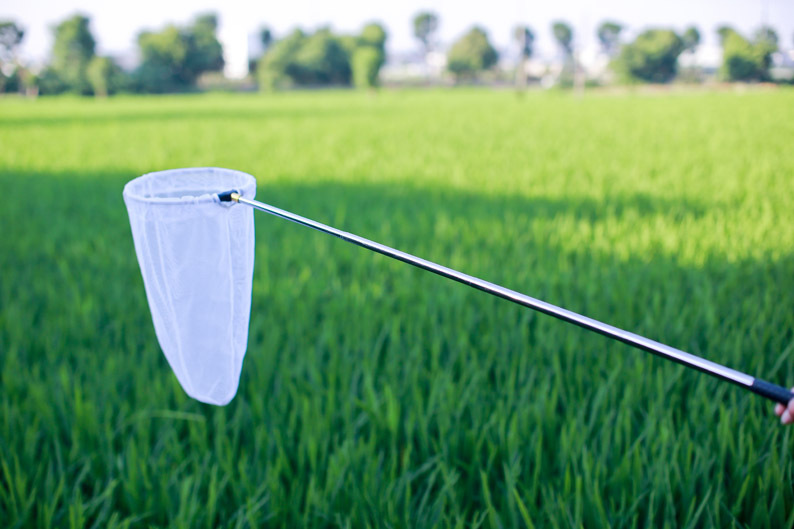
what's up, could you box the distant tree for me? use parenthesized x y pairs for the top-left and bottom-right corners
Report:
(134, 13), (224, 93)
(616, 29), (684, 83)
(721, 31), (760, 81)
(719, 27), (777, 81)
(682, 26), (701, 54)
(293, 28), (351, 85)
(597, 21), (623, 56)
(552, 21), (575, 86)
(447, 26), (498, 80)
(258, 27), (352, 90)
(0, 21), (24, 65)
(753, 25), (778, 72)
(754, 25), (779, 48)
(184, 13), (224, 76)
(352, 22), (387, 90)
(36, 67), (68, 94)
(135, 25), (189, 92)
(256, 24), (386, 92)
(413, 11), (439, 56)
(257, 28), (306, 89)
(337, 34), (359, 56)
(513, 25), (534, 88)
(194, 13), (218, 32)
(0, 68), (17, 93)
(352, 46), (383, 89)
(717, 25), (735, 45)
(87, 56), (123, 97)
(260, 27), (273, 51)
(0, 20), (24, 93)
(514, 25), (534, 59)
(360, 22), (387, 51)
(248, 26), (274, 74)
(51, 14), (96, 94)
(552, 21), (574, 57)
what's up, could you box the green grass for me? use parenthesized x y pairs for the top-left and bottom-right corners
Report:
(1, 88), (794, 528)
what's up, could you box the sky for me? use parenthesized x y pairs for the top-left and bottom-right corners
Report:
(3, 0), (793, 77)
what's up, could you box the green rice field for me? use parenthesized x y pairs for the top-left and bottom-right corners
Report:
(1, 88), (794, 527)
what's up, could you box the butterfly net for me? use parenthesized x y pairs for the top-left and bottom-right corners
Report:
(123, 168), (256, 405)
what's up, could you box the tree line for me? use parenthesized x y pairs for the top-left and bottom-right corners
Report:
(0, 12), (788, 97)
(0, 14), (227, 96)
(254, 23), (387, 90)
(0, 13), (388, 96)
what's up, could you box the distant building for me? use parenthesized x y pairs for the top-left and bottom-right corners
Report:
(381, 50), (447, 83)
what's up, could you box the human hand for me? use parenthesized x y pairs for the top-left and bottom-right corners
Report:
(774, 388), (794, 424)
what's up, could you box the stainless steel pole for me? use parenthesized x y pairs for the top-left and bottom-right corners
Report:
(221, 191), (793, 405)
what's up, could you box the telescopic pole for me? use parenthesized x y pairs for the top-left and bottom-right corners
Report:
(220, 191), (793, 405)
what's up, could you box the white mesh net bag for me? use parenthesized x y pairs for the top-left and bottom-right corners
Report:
(123, 168), (256, 405)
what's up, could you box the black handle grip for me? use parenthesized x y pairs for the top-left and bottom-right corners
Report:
(217, 189), (239, 202)
(750, 379), (794, 405)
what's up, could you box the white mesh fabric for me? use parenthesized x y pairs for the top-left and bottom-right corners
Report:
(123, 168), (256, 405)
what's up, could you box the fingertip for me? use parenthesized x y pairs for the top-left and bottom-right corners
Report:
(775, 403), (784, 416)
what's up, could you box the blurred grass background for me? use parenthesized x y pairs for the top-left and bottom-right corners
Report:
(1, 89), (794, 527)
